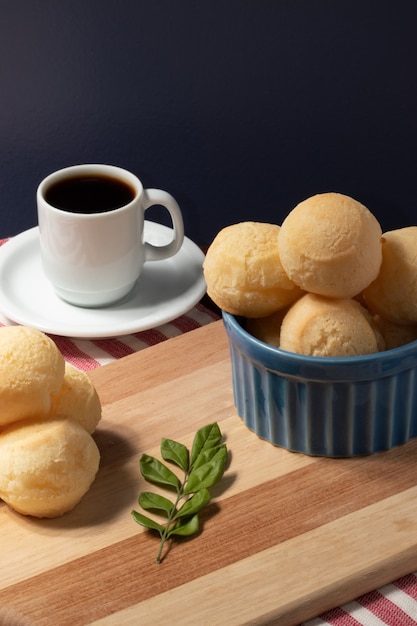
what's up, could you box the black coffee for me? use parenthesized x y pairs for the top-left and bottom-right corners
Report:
(45, 175), (136, 214)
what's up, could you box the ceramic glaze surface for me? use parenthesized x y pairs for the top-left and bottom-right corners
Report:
(37, 165), (184, 307)
(223, 312), (417, 456)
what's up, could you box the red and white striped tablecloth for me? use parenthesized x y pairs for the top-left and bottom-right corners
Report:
(0, 241), (416, 624)
(305, 578), (417, 625)
(0, 303), (219, 372)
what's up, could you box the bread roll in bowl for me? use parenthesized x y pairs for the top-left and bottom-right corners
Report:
(363, 227), (417, 325)
(373, 314), (417, 350)
(203, 221), (303, 318)
(245, 308), (288, 348)
(278, 192), (383, 299)
(279, 293), (383, 357)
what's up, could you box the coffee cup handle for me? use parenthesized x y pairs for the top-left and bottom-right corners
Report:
(142, 189), (185, 261)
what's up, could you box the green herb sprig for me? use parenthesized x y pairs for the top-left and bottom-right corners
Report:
(131, 422), (228, 563)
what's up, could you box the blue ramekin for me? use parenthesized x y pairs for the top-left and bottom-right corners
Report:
(223, 311), (417, 456)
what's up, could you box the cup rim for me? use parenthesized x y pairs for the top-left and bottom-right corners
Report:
(37, 164), (142, 216)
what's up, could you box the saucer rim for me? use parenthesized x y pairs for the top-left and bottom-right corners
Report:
(0, 224), (206, 339)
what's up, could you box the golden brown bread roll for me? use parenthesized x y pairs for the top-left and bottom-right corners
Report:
(49, 363), (102, 434)
(373, 314), (417, 350)
(0, 417), (100, 518)
(363, 227), (417, 325)
(0, 326), (65, 427)
(245, 308), (288, 348)
(278, 193), (383, 298)
(279, 293), (383, 357)
(203, 221), (303, 317)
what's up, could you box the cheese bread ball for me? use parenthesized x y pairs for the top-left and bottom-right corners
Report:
(363, 227), (417, 325)
(280, 293), (383, 357)
(0, 326), (65, 427)
(373, 314), (417, 350)
(49, 363), (101, 434)
(278, 193), (383, 298)
(203, 222), (303, 318)
(245, 308), (288, 348)
(0, 417), (100, 518)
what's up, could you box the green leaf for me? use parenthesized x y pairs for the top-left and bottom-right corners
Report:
(168, 513), (200, 538)
(190, 423), (222, 467)
(161, 438), (189, 472)
(131, 510), (164, 536)
(191, 445), (223, 471)
(173, 488), (211, 520)
(140, 453), (181, 491)
(133, 423), (229, 563)
(139, 491), (175, 516)
(185, 444), (228, 494)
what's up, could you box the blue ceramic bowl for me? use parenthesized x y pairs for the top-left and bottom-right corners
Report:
(223, 311), (417, 456)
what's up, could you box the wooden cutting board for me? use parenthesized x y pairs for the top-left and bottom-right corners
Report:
(1, 320), (417, 626)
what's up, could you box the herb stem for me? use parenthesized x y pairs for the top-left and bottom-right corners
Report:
(132, 423), (228, 565)
(156, 472), (188, 563)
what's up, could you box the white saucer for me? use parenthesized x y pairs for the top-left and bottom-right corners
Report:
(0, 224), (206, 338)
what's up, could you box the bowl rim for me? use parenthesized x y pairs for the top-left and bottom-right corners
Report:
(222, 311), (417, 382)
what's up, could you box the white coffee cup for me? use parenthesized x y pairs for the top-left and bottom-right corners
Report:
(37, 164), (184, 307)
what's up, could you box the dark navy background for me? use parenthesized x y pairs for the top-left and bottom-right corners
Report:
(1, 1), (416, 246)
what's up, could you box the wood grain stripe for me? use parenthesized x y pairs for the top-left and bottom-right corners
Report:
(113, 490), (417, 626)
(1, 438), (417, 625)
(2, 322), (417, 625)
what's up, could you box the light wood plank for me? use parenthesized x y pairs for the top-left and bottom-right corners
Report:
(1, 321), (417, 625)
